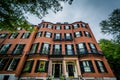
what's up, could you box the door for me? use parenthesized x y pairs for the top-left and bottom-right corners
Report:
(3, 75), (9, 80)
(68, 64), (74, 77)
(54, 64), (60, 77)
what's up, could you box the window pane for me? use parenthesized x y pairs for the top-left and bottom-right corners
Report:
(23, 60), (33, 72)
(13, 44), (25, 54)
(56, 25), (61, 30)
(45, 32), (51, 38)
(73, 24), (78, 28)
(0, 44), (10, 54)
(0, 33), (7, 38)
(42, 43), (50, 54)
(37, 32), (42, 37)
(22, 33), (30, 38)
(65, 25), (69, 29)
(7, 58), (20, 71)
(10, 32), (18, 39)
(47, 24), (52, 29)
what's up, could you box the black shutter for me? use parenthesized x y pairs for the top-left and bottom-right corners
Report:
(64, 26), (65, 29)
(27, 33), (30, 38)
(84, 31), (87, 36)
(60, 33), (62, 40)
(40, 43), (44, 54)
(64, 33), (66, 40)
(44, 32), (46, 37)
(54, 33), (56, 40)
(20, 44), (25, 54)
(48, 44), (51, 55)
(52, 44), (55, 55)
(70, 33), (72, 40)
(41, 32), (43, 37)
(60, 26), (61, 29)
(65, 44), (67, 55)
(69, 26), (70, 29)
(79, 61), (84, 73)
(74, 32), (76, 38)
(46, 24), (48, 28)
(72, 25), (74, 29)
(21, 33), (24, 38)
(45, 61), (49, 72)
(77, 24), (79, 27)
(101, 61), (108, 73)
(13, 44), (18, 54)
(80, 31), (83, 36)
(95, 60), (101, 73)
(50, 33), (52, 38)
(13, 58), (20, 70)
(30, 44), (33, 53)
(35, 43), (39, 53)
(0, 44), (4, 50)
(83, 43), (87, 53)
(88, 43), (92, 53)
(35, 60), (40, 72)
(71, 44), (74, 55)
(60, 44), (62, 55)
(0, 58), (9, 70)
(76, 44), (79, 55)
(88, 61), (95, 73)
(35, 33), (38, 38)
(28, 60), (34, 72)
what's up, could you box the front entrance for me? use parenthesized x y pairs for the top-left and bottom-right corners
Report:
(52, 62), (62, 78)
(55, 64), (60, 77)
(68, 64), (74, 77)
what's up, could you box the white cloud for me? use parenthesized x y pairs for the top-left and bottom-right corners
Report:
(26, 0), (120, 42)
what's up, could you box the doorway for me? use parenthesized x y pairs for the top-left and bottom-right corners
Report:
(67, 64), (74, 77)
(52, 62), (62, 78)
(3, 75), (9, 80)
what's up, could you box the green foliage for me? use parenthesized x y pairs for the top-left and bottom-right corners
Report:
(0, 0), (73, 31)
(99, 39), (120, 79)
(100, 9), (120, 43)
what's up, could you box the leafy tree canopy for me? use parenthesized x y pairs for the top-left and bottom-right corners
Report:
(99, 39), (120, 79)
(100, 9), (120, 43)
(0, 0), (73, 32)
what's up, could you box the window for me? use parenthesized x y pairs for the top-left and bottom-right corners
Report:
(0, 44), (11, 54)
(81, 23), (86, 28)
(47, 24), (52, 29)
(13, 44), (25, 54)
(9, 32), (19, 39)
(65, 44), (74, 55)
(84, 31), (91, 37)
(74, 31), (82, 37)
(53, 44), (62, 55)
(7, 58), (20, 71)
(55, 25), (61, 30)
(0, 58), (9, 70)
(35, 60), (48, 72)
(64, 33), (72, 40)
(38, 24), (44, 28)
(95, 60), (108, 73)
(64, 25), (70, 30)
(76, 43), (88, 54)
(40, 43), (51, 54)
(44, 32), (52, 38)
(88, 43), (98, 53)
(54, 33), (62, 40)
(80, 60), (95, 73)
(23, 60), (34, 72)
(22, 32), (30, 38)
(36, 32), (42, 37)
(30, 43), (39, 54)
(0, 33), (7, 38)
(73, 24), (79, 29)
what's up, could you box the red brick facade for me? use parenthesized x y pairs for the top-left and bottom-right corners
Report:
(0, 21), (116, 80)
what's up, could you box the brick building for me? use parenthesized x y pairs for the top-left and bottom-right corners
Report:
(0, 21), (116, 80)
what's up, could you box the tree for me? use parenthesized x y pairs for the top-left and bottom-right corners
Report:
(99, 39), (120, 79)
(0, 0), (73, 32)
(100, 9), (120, 43)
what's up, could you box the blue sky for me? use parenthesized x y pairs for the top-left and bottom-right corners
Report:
(27, 0), (120, 42)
